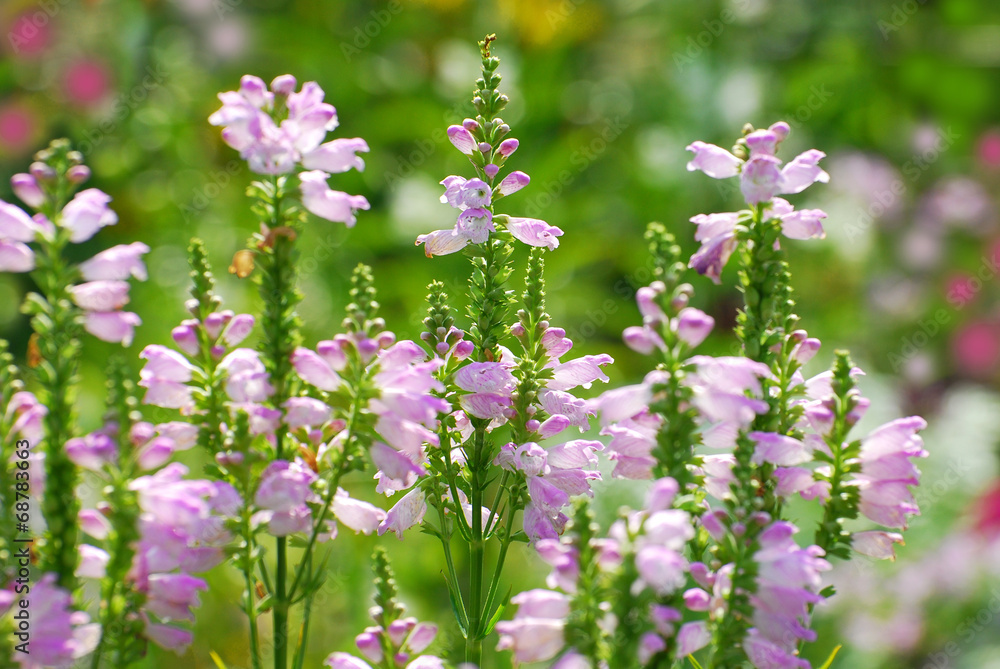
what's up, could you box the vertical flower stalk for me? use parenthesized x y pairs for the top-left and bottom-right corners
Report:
(6, 140), (146, 587)
(209, 72), (369, 669)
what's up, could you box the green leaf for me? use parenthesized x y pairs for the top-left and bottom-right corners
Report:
(481, 586), (512, 638)
(443, 571), (469, 637)
(687, 654), (704, 669)
(817, 645), (842, 669)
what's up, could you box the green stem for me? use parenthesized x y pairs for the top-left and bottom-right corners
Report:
(467, 424), (486, 666)
(34, 232), (82, 588)
(244, 511), (262, 669)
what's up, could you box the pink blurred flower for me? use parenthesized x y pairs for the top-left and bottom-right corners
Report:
(63, 59), (112, 106)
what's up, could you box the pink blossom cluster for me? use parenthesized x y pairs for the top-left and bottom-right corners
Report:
(3, 170), (147, 344)
(209, 75), (370, 225)
(416, 118), (563, 256)
(326, 610), (443, 669)
(685, 122), (829, 283)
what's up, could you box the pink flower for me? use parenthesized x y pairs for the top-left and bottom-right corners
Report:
(685, 141), (742, 178)
(378, 487), (427, 537)
(447, 125), (477, 155)
(332, 488), (386, 535)
(65, 432), (116, 470)
(854, 416), (928, 529)
(84, 311), (141, 345)
(10, 174), (44, 208)
(506, 217), (564, 250)
(17, 574), (99, 666)
(68, 280), (131, 311)
(675, 307), (714, 348)
(455, 207), (494, 243)
(0, 200), (37, 241)
(78, 242), (150, 281)
(283, 396), (332, 429)
(0, 239), (34, 272)
(852, 530), (904, 560)
(60, 188), (117, 243)
(299, 170), (370, 226)
(301, 138), (370, 173)
(415, 229), (470, 257)
(498, 171), (530, 196)
(495, 590), (569, 664)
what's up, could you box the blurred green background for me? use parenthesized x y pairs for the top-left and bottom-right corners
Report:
(3, 0), (1000, 666)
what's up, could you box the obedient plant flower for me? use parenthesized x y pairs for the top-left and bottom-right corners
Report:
(209, 74), (370, 225)
(328, 547), (446, 668)
(685, 123), (829, 284)
(495, 589), (570, 664)
(744, 522), (831, 669)
(13, 574), (99, 667)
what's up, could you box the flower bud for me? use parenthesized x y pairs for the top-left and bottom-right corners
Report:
(447, 125), (476, 155)
(29, 162), (56, 181)
(66, 165), (91, 184)
(10, 174), (44, 208)
(452, 339), (474, 361)
(497, 138), (519, 158)
(484, 163), (499, 179)
(478, 141), (492, 154)
(270, 74), (297, 95)
(462, 118), (480, 133)
(675, 308), (715, 348)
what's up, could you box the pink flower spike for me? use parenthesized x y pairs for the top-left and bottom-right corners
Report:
(498, 171), (530, 196)
(685, 141), (742, 179)
(10, 174), (45, 208)
(447, 125), (477, 155)
(84, 311), (141, 346)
